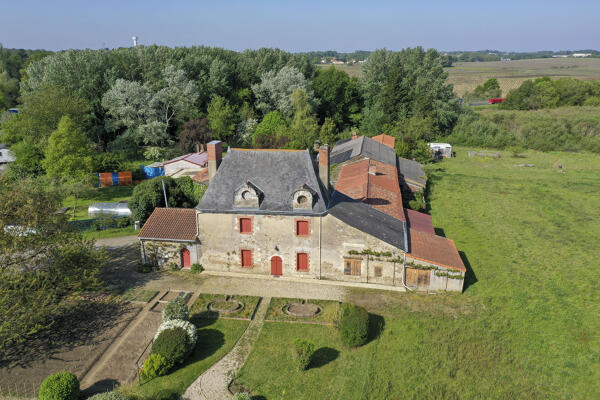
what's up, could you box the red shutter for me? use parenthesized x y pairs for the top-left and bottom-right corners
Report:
(297, 252), (309, 271)
(240, 218), (252, 233)
(241, 250), (252, 267)
(296, 220), (309, 236)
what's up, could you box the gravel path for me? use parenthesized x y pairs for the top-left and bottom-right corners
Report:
(182, 297), (272, 400)
(94, 235), (139, 248)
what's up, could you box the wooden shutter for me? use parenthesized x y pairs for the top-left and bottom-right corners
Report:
(417, 270), (430, 287)
(297, 253), (309, 271)
(344, 258), (361, 276)
(296, 220), (309, 236)
(374, 266), (382, 277)
(405, 267), (419, 286)
(241, 250), (252, 267)
(239, 218), (252, 233)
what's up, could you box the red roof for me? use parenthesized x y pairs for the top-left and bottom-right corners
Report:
(372, 134), (396, 148)
(405, 208), (435, 235)
(162, 152), (208, 167)
(334, 159), (405, 221)
(138, 208), (197, 241)
(408, 229), (466, 272)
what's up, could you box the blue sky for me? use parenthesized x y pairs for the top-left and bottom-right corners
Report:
(1, 0), (598, 52)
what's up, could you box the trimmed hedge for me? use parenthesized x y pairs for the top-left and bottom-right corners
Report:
(155, 319), (197, 346)
(163, 296), (189, 321)
(292, 338), (315, 371)
(142, 353), (172, 380)
(87, 391), (129, 400)
(38, 372), (79, 400)
(338, 303), (369, 348)
(152, 326), (191, 364)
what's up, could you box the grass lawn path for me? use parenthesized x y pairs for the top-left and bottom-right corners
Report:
(182, 297), (271, 400)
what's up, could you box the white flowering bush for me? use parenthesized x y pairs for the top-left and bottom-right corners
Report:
(155, 319), (197, 346)
(162, 296), (189, 322)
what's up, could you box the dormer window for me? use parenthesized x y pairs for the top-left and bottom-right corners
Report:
(234, 181), (263, 209)
(292, 184), (316, 210)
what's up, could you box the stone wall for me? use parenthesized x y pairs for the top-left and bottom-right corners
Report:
(140, 239), (200, 268)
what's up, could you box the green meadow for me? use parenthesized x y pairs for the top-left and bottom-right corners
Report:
(236, 148), (600, 399)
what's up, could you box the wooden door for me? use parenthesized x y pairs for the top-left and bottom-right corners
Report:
(181, 248), (191, 268)
(405, 267), (419, 286)
(271, 256), (282, 276)
(417, 269), (430, 288)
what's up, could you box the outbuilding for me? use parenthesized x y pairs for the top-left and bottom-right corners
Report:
(429, 143), (452, 158)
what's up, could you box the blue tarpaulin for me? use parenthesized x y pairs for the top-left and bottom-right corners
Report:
(141, 163), (164, 179)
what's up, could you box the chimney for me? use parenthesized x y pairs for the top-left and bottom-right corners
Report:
(207, 140), (222, 182)
(368, 163), (377, 176)
(318, 144), (330, 193)
(352, 131), (358, 140)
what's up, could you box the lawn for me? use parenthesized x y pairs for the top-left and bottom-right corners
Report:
(190, 294), (261, 320)
(264, 297), (340, 324)
(236, 148), (600, 399)
(62, 185), (134, 221)
(122, 318), (249, 399)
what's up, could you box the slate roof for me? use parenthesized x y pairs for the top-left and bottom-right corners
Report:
(408, 229), (466, 272)
(197, 149), (328, 215)
(329, 192), (407, 251)
(138, 208), (197, 241)
(397, 157), (426, 187)
(330, 136), (397, 166)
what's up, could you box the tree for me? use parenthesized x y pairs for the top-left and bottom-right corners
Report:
(252, 111), (290, 148)
(152, 65), (199, 135)
(42, 116), (95, 181)
(0, 180), (104, 349)
(361, 48), (459, 134)
(312, 66), (362, 129)
(129, 177), (197, 223)
(473, 78), (502, 99)
(178, 118), (212, 152)
(288, 89), (319, 149)
(252, 66), (314, 117)
(319, 117), (338, 146)
(207, 96), (238, 143)
(0, 70), (18, 110)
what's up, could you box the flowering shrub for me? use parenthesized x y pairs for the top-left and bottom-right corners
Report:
(155, 319), (197, 346)
(163, 296), (189, 322)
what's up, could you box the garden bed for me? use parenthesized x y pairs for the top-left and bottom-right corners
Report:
(120, 288), (158, 303)
(264, 298), (340, 325)
(190, 294), (261, 320)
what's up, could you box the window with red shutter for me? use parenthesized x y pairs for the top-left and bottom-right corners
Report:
(239, 217), (252, 234)
(241, 249), (253, 267)
(296, 220), (309, 236)
(297, 252), (309, 271)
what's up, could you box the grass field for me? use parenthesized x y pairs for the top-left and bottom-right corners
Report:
(62, 185), (134, 220)
(237, 147), (600, 399)
(319, 58), (600, 97)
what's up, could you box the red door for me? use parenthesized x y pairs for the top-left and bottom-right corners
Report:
(181, 248), (191, 269)
(271, 256), (282, 276)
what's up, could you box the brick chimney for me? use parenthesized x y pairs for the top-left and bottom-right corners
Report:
(207, 140), (222, 182)
(352, 131), (358, 140)
(318, 144), (330, 193)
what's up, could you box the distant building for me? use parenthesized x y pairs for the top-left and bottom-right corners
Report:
(161, 151), (208, 178)
(0, 144), (16, 174)
(572, 53), (592, 58)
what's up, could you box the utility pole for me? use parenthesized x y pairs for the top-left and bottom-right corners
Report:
(161, 179), (169, 208)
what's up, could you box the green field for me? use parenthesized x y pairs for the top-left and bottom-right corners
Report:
(237, 148), (600, 399)
(320, 58), (600, 97)
(62, 185), (134, 221)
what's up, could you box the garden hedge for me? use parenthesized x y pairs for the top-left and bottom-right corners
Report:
(152, 326), (191, 364)
(338, 303), (369, 348)
(163, 296), (190, 321)
(38, 372), (79, 400)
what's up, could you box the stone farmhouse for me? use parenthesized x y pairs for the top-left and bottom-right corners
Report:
(138, 135), (466, 292)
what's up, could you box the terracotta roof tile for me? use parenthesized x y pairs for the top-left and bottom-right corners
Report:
(408, 229), (465, 272)
(334, 159), (405, 221)
(138, 208), (197, 241)
(405, 209), (436, 235)
(372, 134), (396, 148)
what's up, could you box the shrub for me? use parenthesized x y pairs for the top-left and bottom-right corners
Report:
(136, 263), (154, 273)
(508, 145), (525, 157)
(152, 326), (191, 364)
(87, 391), (129, 400)
(155, 319), (198, 346)
(338, 303), (369, 348)
(38, 372), (79, 400)
(116, 217), (132, 228)
(163, 296), (190, 322)
(141, 353), (172, 380)
(233, 393), (252, 400)
(190, 263), (204, 274)
(292, 338), (315, 371)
